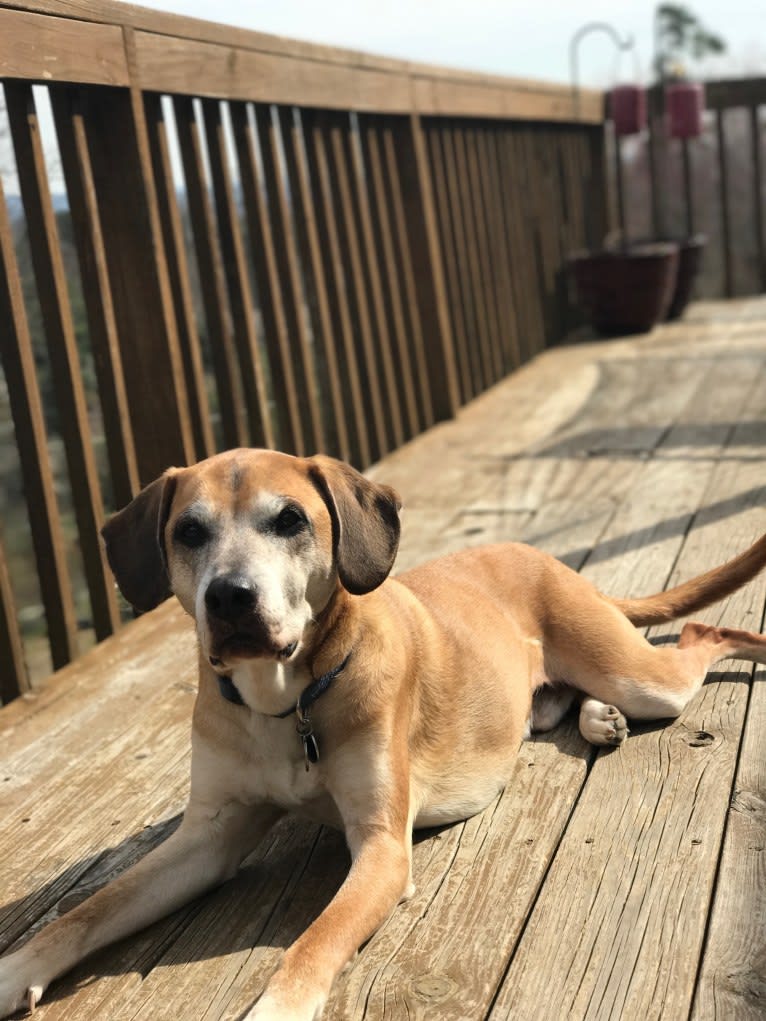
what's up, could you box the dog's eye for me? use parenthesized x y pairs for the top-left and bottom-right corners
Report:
(174, 520), (209, 548)
(275, 507), (305, 536)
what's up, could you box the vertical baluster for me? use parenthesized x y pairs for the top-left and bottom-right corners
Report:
(0, 175), (79, 668)
(5, 81), (120, 641)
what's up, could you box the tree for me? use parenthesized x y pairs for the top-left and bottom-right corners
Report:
(653, 3), (726, 82)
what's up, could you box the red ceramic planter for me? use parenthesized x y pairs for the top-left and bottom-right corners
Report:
(569, 242), (680, 336)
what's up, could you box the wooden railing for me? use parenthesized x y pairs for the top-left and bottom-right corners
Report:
(0, 0), (606, 701)
(615, 78), (766, 299)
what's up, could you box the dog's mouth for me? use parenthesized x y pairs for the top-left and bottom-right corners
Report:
(209, 631), (298, 666)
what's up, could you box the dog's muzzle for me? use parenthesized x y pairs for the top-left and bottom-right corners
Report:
(204, 573), (295, 661)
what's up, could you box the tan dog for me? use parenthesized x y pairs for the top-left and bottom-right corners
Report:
(2, 447), (766, 1020)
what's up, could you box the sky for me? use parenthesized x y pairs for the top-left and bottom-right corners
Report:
(123, 0), (766, 85)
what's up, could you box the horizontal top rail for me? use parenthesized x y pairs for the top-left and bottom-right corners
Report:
(0, 0), (604, 121)
(646, 76), (766, 112)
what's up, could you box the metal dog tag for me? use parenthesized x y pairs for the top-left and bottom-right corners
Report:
(296, 711), (319, 770)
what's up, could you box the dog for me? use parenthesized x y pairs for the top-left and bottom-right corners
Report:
(2, 447), (766, 1020)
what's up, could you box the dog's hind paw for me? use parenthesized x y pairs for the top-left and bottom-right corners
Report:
(579, 697), (629, 747)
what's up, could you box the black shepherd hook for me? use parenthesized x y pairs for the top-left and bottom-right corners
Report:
(569, 21), (635, 121)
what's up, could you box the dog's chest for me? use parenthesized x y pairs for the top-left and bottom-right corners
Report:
(245, 716), (326, 805)
(193, 709), (338, 822)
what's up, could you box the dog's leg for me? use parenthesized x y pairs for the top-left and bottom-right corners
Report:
(593, 621), (766, 722)
(0, 800), (282, 1018)
(247, 745), (411, 1021)
(247, 826), (410, 1021)
(529, 684), (577, 735)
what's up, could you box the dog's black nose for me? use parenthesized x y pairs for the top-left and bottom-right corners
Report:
(205, 575), (257, 621)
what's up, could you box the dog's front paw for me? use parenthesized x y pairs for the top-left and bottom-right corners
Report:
(243, 979), (326, 1021)
(0, 951), (46, 1019)
(579, 697), (629, 746)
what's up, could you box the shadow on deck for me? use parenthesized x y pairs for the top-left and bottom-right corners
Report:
(2, 298), (765, 1020)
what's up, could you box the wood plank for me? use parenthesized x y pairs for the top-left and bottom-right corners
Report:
(0, 176), (78, 668)
(250, 102), (324, 455)
(692, 669), (766, 1018)
(687, 349), (766, 1021)
(276, 105), (351, 462)
(0, 7), (128, 85)
(5, 80), (121, 641)
(172, 94), (248, 452)
(703, 76), (766, 111)
(144, 93), (215, 463)
(134, 31), (414, 113)
(50, 84), (141, 508)
(201, 98), (275, 450)
(134, 29), (602, 125)
(0, 0), (417, 71)
(411, 73), (603, 123)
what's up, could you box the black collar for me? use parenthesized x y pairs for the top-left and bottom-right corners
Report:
(216, 653), (351, 716)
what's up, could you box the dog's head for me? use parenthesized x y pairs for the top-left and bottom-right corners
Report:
(102, 449), (401, 667)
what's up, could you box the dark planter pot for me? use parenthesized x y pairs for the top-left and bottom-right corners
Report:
(663, 234), (706, 320)
(569, 242), (680, 336)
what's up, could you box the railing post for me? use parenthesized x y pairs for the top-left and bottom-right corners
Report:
(79, 29), (195, 486)
(587, 123), (610, 250)
(395, 113), (461, 422)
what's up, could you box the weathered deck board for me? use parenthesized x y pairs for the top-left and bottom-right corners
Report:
(1, 299), (765, 1020)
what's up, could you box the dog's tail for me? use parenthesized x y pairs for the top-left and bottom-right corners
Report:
(612, 532), (766, 626)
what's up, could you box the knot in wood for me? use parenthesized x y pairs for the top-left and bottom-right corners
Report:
(411, 974), (457, 1001)
(687, 730), (714, 747)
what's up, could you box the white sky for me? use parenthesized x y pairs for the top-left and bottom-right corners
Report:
(123, 0), (766, 84)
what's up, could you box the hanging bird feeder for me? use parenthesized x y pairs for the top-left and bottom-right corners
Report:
(665, 80), (705, 139)
(610, 83), (647, 136)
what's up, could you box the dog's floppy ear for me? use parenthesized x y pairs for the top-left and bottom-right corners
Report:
(101, 470), (178, 613)
(308, 455), (401, 595)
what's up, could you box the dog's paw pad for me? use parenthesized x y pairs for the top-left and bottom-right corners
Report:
(579, 701), (629, 746)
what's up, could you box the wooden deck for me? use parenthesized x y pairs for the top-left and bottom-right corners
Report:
(2, 298), (765, 1020)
